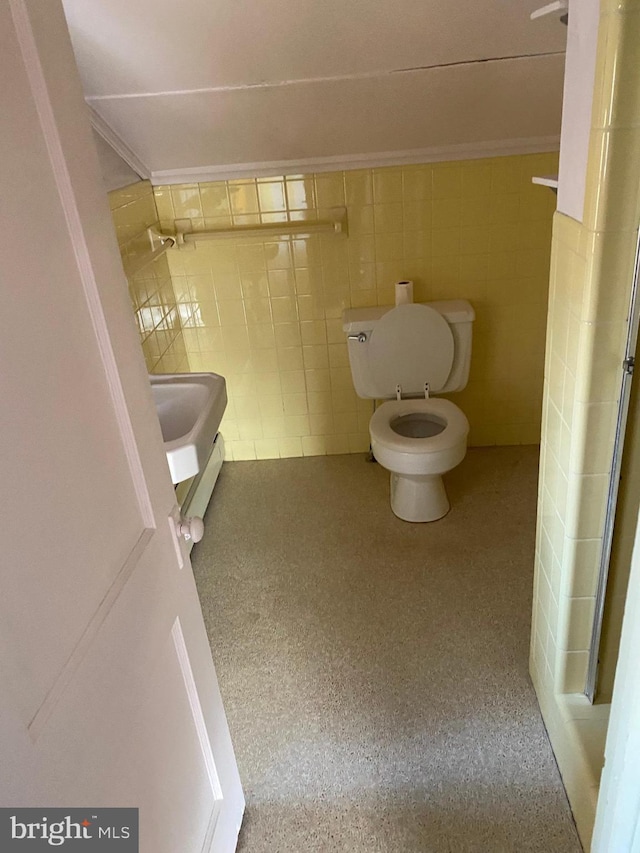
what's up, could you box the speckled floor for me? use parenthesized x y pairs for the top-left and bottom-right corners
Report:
(192, 447), (582, 853)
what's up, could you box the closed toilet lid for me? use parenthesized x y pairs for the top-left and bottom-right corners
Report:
(368, 303), (454, 395)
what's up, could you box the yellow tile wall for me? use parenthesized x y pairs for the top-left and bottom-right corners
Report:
(109, 181), (189, 374)
(154, 153), (558, 461)
(530, 1), (640, 845)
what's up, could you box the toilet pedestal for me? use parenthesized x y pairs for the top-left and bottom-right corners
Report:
(390, 471), (450, 522)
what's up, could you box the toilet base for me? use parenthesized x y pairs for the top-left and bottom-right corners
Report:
(389, 472), (450, 522)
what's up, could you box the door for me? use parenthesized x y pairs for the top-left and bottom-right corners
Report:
(0, 2), (244, 851)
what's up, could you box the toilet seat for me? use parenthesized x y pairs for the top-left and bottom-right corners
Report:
(371, 398), (469, 453)
(370, 398), (469, 477)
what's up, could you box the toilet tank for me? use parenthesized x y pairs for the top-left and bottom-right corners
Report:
(342, 299), (475, 399)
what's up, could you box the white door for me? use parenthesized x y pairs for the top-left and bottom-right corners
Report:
(0, 2), (244, 851)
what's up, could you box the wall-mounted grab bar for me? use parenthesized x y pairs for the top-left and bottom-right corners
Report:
(153, 208), (347, 246)
(128, 208), (347, 275)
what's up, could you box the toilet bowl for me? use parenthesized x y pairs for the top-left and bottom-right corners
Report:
(370, 398), (469, 522)
(343, 299), (475, 522)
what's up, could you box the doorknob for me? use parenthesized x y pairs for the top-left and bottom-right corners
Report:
(177, 516), (205, 543)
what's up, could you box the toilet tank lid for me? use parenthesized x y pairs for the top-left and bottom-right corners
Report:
(342, 299), (475, 333)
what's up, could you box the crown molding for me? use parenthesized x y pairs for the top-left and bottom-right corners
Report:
(148, 136), (560, 185)
(87, 105), (150, 180)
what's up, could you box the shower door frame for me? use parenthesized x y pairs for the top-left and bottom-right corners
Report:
(585, 225), (640, 703)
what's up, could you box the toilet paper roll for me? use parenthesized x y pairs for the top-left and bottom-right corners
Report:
(395, 280), (414, 305)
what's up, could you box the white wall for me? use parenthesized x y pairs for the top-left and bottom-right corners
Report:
(556, 0), (600, 221)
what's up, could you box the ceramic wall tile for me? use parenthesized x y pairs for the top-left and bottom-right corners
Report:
(531, 5), (640, 790)
(109, 181), (189, 374)
(155, 154), (557, 458)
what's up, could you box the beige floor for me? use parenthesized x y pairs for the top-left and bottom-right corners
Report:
(192, 447), (582, 853)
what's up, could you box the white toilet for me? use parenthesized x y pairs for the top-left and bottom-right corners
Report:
(343, 299), (475, 522)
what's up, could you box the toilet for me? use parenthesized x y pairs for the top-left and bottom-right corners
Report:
(343, 299), (475, 522)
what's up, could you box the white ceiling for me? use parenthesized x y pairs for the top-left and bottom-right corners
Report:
(62, 0), (567, 181)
